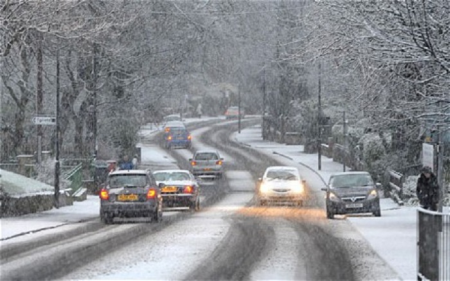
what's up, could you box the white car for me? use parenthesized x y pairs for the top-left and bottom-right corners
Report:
(256, 166), (306, 206)
(153, 170), (200, 211)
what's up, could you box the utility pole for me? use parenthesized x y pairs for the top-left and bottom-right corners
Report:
(36, 34), (44, 164)
(238, 86), (241, 134)
(343, 110), (346, 172)
(262, 67), (266, 139)
(92, 44), (98, 159)
(437, 126), (444, 212)
(54, 49), (61, 209)
(318, 61), (322, 170)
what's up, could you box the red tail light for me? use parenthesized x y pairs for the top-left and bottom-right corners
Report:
(183, 185), (194, 193)
(99, 188), (109, 200)
(146, 188), (157, 199)
(216, 160), (223, 165)
(191, 161), (197, 166)
(187, 135), (192, 140)
(167, 135), (173, 140)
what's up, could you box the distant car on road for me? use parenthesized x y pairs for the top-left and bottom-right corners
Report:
(162, 121), (191, 149)
(153, 170), (200, 211)
(189, 150), (224, 180)
(321, 171), (381, 219)
(99, 169), (163, 224)
(256, 166), (305, 206)
(225, 106), (245, 120)
(163, 114), (182, 124)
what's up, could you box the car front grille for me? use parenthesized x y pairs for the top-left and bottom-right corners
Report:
(341, 196), (366, 203)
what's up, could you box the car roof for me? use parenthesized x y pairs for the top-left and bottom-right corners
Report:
(109, 170), (149, 175)
(164, 121), (185, 127)
(330, 171), (371, 177)
(153, 169), (191, 174)
(195, 149), (219, 154)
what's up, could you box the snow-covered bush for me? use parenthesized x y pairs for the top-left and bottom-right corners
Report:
(359, 133), (386, 163)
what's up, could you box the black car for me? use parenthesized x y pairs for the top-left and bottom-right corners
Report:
(321, 171), (381, 219)
(99, 169), (163, 224)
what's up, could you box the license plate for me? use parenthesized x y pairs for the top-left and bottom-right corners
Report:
(117, 194), (138, 201)
(346, 203), (363, 208)
(203, 168), (211, 171)
(161, 186), (178, 193)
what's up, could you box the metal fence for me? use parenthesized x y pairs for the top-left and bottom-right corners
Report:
(417, 209), (450, 281)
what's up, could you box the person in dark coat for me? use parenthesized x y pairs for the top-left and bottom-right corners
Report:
(416, 166), (439, 211)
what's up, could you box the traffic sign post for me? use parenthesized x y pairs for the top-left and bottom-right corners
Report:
(32, 116), (56, 125)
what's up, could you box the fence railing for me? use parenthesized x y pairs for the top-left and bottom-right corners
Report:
(417, 209), (450, 281)
(63, 163), (83, 195)
(386, 170), (404, 205)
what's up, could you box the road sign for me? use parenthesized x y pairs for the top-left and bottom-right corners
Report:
(422, 143), (434, 171)
(33, 116), (56, 125)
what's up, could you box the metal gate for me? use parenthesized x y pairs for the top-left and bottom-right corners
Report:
(417, 209), (450, 280)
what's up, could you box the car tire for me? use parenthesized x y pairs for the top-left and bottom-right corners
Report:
(190, 198), (200, 212)
(152, 205), (162, 223)
(326, 207), (334, 219)
(373, 209), (381, 217)
(101, 212), (113, 224)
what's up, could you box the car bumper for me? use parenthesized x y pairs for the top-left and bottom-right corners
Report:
(162, 194), (196, 207)
(166, 140), (191, 146)
(192, 168), (222, 176)
(258, 192), (303, 203)
(101, 201), (158, 217)
(327, 198), (380, 215)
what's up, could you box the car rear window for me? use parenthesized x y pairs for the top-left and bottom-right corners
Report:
(330, 174), (373, 188)
(108, 174), (147, 188)
(195, 153), (219, 160)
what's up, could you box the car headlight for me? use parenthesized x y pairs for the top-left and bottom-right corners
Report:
(291, 182), (304, 193)
(367, 189), (378, 200)
(329, 192), (340, 202)
(260, 183), (270, 193)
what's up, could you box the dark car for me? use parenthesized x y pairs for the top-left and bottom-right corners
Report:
(321, 171), (381, 219)
(153, 169), (200, 211)
(163, 122), (191, 149)
(99, 170), (163, 224)
(189, 150), (223, 180)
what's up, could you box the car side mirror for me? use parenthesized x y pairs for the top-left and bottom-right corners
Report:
(376, 183), (382, 190)
(188, 158), (192, 162)
(321, 187), (328, 192)
(158, 183), (165, 189)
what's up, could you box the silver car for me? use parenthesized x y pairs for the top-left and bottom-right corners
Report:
(189, 150), (224, 180)
(153, 170), (200, 211)
(321, 171), (381, 219)
(99, 170), (163, 224)
(256, 166), (306, 206)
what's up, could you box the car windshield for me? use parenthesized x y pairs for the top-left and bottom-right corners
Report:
(154, 172), (190, 181)
(330, 174), (374, 188)
(195, 153), (218, 160)
(108, 174), (147, 188)
(265, 170), (299, 181)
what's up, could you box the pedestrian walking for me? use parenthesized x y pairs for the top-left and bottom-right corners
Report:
(416, 166), (439, 211)
(132, 154), (139, 169)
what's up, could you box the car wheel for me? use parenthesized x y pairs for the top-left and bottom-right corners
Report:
(326, 207), (334, 219)
(373, 209), (381, 217)
(101, 212), (113, 224)
(152, 205), (162, 223)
